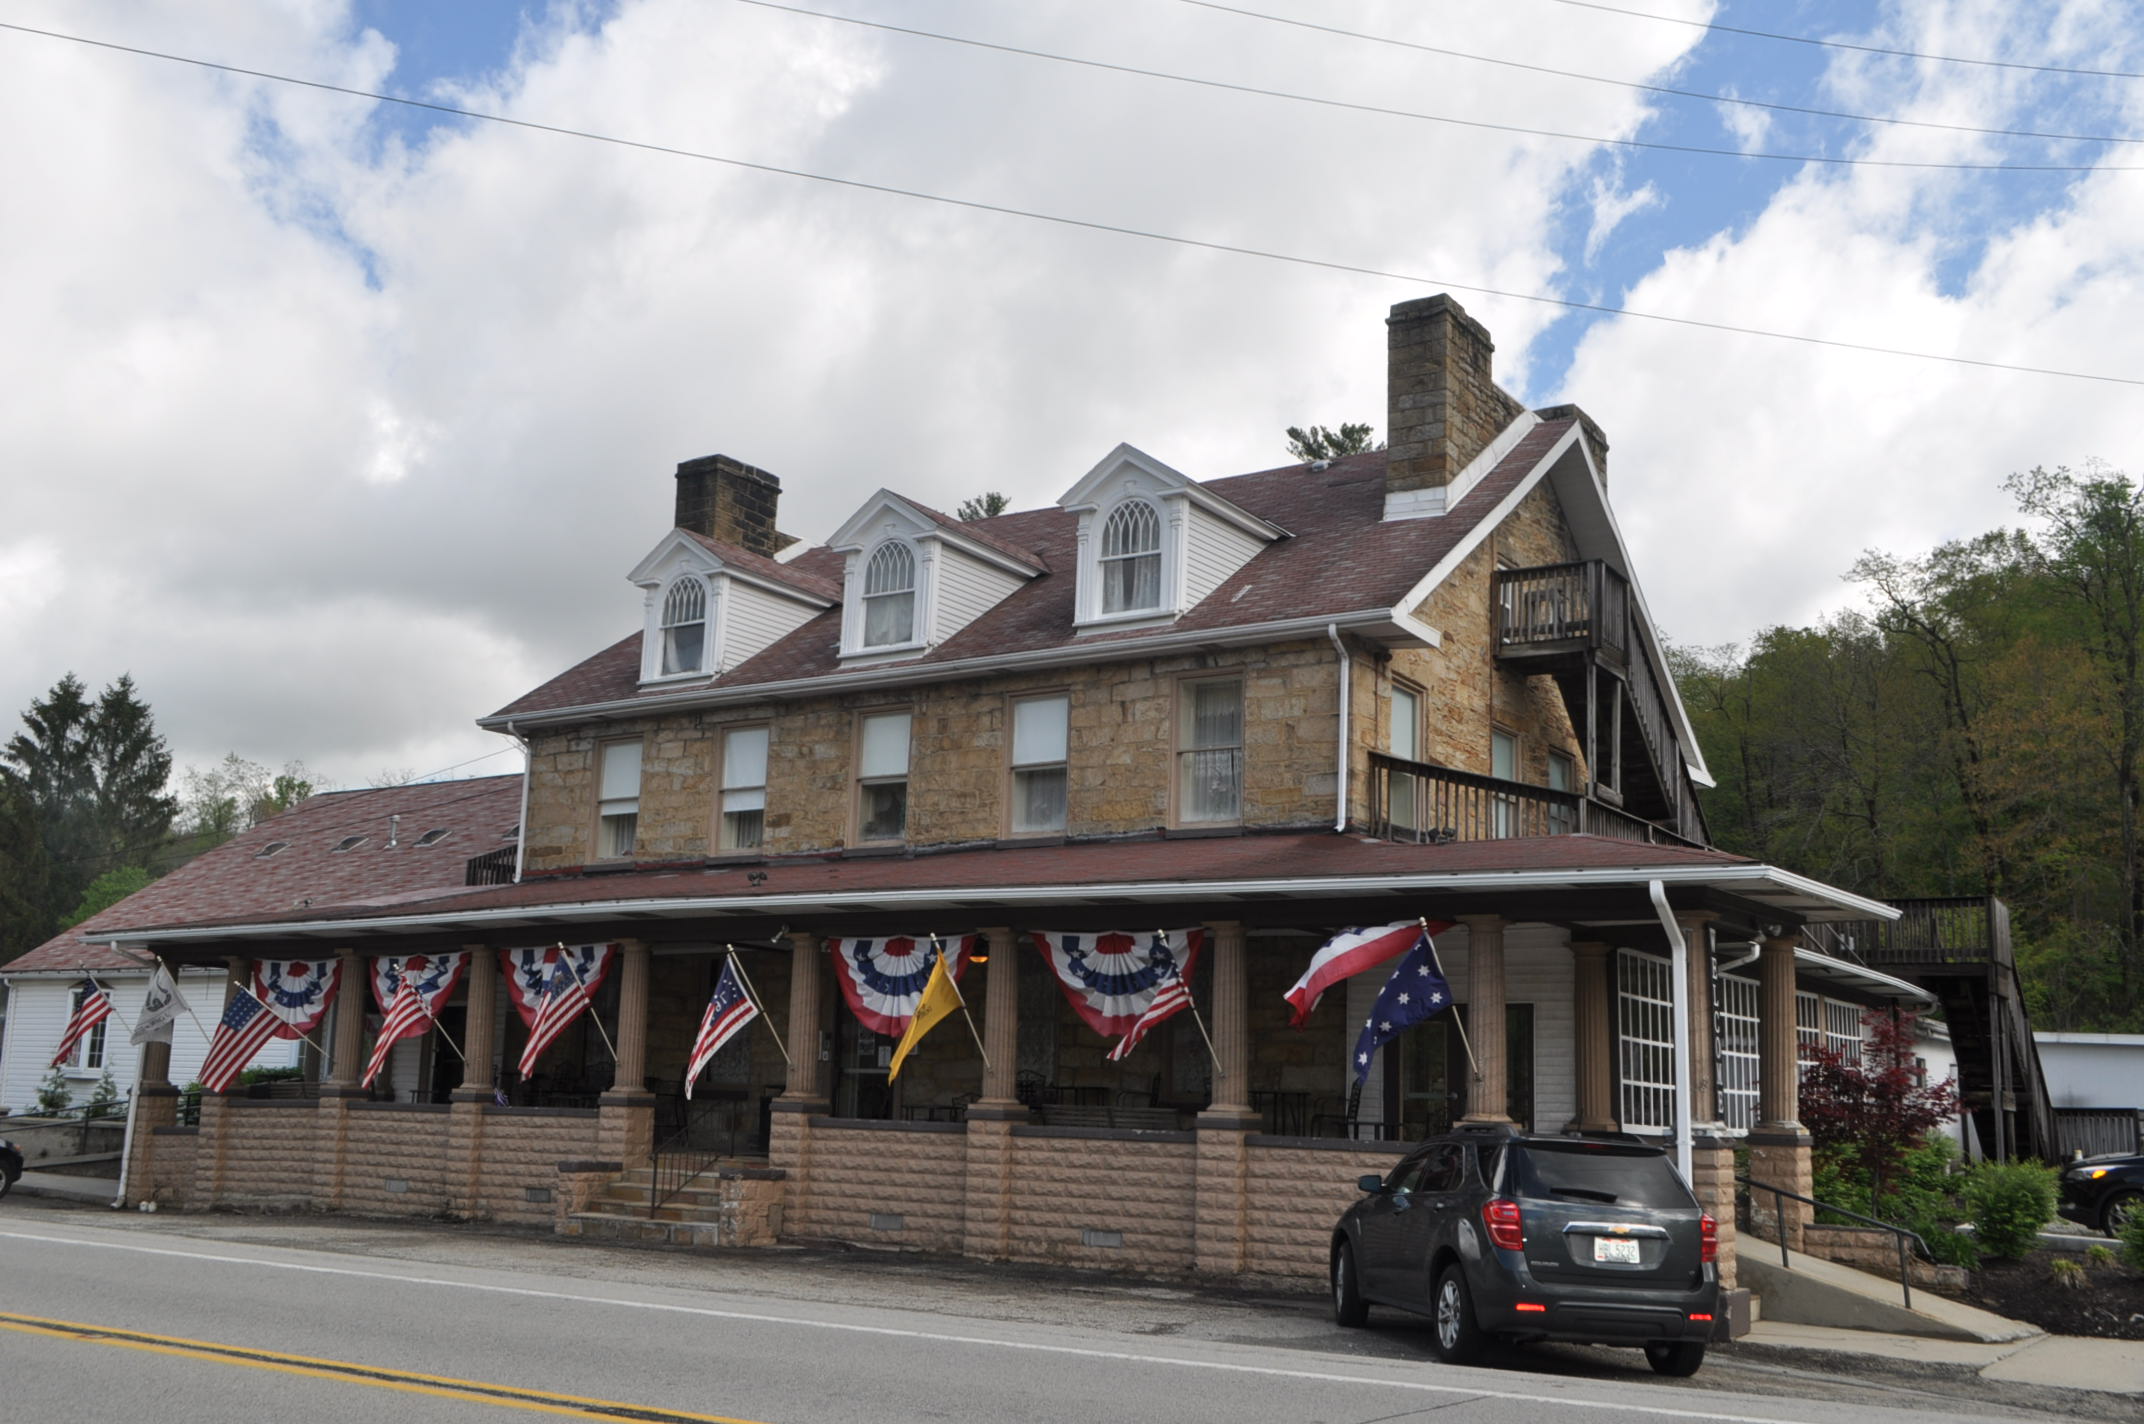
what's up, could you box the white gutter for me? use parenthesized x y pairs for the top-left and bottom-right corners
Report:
(1649, 879), (1694, 1187)
(1327, 622), (1350, 833)
(1792, 947), (1937, 1005)
(506, 719), (531, 884)
(477, 608), (1414, 730)
(103, 861), (1902, 945)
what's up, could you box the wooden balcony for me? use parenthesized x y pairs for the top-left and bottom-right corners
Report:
(1365, 751), (1700, 847)
(1495, 561), (1630, 666)
(1809, 896), (2011, 972)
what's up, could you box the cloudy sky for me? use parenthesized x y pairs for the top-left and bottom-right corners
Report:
(3, 0), (2140, 793)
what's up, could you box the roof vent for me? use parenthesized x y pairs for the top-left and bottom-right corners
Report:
(255, 841), (289, 859)
(414, 828), (451, 848)
(332, 835), (368, 853)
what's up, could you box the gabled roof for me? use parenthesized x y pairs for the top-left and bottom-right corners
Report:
(664, 530), (841, 603)
(826, 491), (1048, 574)
(484, 419), (1579, 725)
(6, 776), (524, 973)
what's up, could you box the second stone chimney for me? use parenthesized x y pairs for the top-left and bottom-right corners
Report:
(674, 454), (783, 557)
(1384, 295), (1526, 511)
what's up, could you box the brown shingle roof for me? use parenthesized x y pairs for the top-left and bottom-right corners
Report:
(489, 421), (1575, 720)
(8, 776), (524, 972)
(678, 531), (840, 602)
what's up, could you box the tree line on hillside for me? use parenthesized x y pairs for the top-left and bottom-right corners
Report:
(1674, 465), (2144, 1031)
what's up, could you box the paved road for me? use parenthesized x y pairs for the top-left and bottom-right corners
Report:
(0, 1200), (2096, 1424)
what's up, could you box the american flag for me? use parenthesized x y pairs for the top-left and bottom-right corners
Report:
(517, 956), (594, 1079)
(199, 989), (279, 1093)
(1107, 958), (1193, 1062)
(361, 979), (432, 1089)
(50, 980), (113, 1068)
(1351, 931), (1456, 1085)
(684, 957), (759, 1099)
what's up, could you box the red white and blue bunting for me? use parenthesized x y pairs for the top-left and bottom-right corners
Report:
(1029, 929), (1204, 1039)
(251, 958), (341, 1040)
(370, 952), (468, 1018)
(499, 944), (616, 1029)
(826, 936), (976, 1037)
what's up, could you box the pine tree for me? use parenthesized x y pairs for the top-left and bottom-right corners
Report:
(0, 780), (52, 966)
(86, 674), (176, 867)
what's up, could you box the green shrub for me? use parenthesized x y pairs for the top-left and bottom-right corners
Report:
(1812, 1146), (1873, 1223)
(1962, 1161), (2058, 1261)
(1920, 1225), (1981, 1269)
(34, 1066), (71, 1115)
(85, 1068), (122, 1120)
(2120, 1203), (2144, 1273)
(2049, 1257), (2086, 1289)
(2085, 1244), (2116, 1268)
(239, 1065), (303, 1086)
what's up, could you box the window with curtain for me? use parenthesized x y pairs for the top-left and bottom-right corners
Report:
(660, 577), (708, 675)
(856, 711), (911, 841)
(1099, 501), (1162, 614)
(69, 983), (107, 1069)
(1178, 677), (1243, 823)
(862, 542), (917, 647)
(720, 725), (769, 850)
(1389, 684), (1421, 831)
(597, 740), (642, 858)
(1009, 695), (1069, 833)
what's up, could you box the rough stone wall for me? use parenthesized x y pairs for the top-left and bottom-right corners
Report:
(1004, 1131), (1195, 1270)
(338, 1107), (455, 1216)
(1798, 1226), (1964, 1289)
(468, 1110), (601, 1225)
(1689, 1143), (1739, 1290)
(142, 1127), (197, 1208)
(1244, 1143), (1411, 1279)
(215, 1104), (320, 1206)
(784, 1121), (967, 1252)
(1385, 295), (1528, 496)
(1746, 1139), (1814, 1254)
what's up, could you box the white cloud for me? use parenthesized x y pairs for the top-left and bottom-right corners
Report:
(1583, 176), (1663, 263)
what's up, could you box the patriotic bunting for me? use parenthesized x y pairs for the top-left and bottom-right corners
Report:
(518, 955), (601, 1079)
(371, 952), (468, 1017)
(685, 958), (759, 1099)
(363, 980), (432, 1089)
(199, 990), (279, 1092)
(826, 935), (975, 1037)
(252, 958), (341, 1040)
(51, 980), (113, 1068)
(499, 945), (615, 1028)
(1030, 929), (1204, 1039)
(1283, 921), (1454, 1028)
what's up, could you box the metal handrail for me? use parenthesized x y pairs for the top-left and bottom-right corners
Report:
(1738, 1174), (1932, 1310)
(649, 1097), (749, 1216)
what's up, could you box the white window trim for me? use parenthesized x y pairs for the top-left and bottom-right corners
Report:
(854, 709), (913, 844)
(1717, 971), (1760, 1135)
(596, 738), (643, 860)
(718, 723), (769, 852)
(639, 572), (726, 686)
(1076, 492), (1189, 631)
(1616, 948), (1674, 1135)
(838, 540), (936, 662)
(1174, 674), (1245, 827)
(1008, 693), (1071, 836)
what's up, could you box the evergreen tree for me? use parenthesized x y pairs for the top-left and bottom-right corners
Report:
(956, 492), (1010, 521)
(86, 674), (175, 868)
(1285, 423), (1382, 462)
(0, 779), (52, 966)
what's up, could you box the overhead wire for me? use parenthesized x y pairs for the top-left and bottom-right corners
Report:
(1535, 0), (2144, 82)
(1176, 0), (2144, 146)
(730, 0), (2137, 173)
(0, 18), (2138, 387)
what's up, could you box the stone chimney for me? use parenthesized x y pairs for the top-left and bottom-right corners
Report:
(1385, 295), (1526, 505)
(674, 454), (783, 557)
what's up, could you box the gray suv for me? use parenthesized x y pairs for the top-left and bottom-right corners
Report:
(1330, 1126), (1719, 1375)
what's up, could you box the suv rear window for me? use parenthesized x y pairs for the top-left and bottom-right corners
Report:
(1511, 1143), (1696, 1209)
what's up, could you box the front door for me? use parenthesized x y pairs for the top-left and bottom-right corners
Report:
(833, 1016), (893, 1119)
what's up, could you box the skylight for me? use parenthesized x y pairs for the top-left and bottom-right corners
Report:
(255, 842), (289, 859)
(332, 835), (368, 853)
(414, 828), (451, 847)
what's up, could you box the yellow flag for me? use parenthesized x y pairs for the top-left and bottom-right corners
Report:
(888, 952), (962, 1082)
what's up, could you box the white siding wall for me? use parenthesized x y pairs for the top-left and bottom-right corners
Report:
(719, 582), (822, 672)
(930, 546), (1025, 644)
(0, 972), (299, 1113)
(1181, 506), (1265, 610)
(2036, 1034), (2144, 1109)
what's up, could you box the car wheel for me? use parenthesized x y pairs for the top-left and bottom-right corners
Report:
(1644, 1341), (1706, 1377)
(1429, 1263), (1486, 1366)
(1332, 1241), (1369, 1327)
(2102, 1190), (2142, 1237)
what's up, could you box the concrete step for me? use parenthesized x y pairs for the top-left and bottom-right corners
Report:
(561, 1212), (741, 1249)
(1742, 1247), (2041, 1343)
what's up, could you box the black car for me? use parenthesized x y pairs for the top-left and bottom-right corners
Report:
(1330, 1126), (1719, 1376)
(2058, 1152), (2144, 1236)
(0, 1135), (21, 1199)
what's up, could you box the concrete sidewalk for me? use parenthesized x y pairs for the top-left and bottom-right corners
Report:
(1741, 1319), (2144, 1397)
(8, 1169), (119, 1205)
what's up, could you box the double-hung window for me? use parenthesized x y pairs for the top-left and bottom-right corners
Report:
(597, 740), (642, 858)
(1010, 695), (1069, 834)
(862, 543), (916, 648)
(1178, 677), (1243, 824)
(720, 726), (769, 850)
(1099, 501), (1162, 614)
(660, 578), (707, 675)
(1389, 684), (1422, 832)
(68, 983), (107, 1070)
(857, 711), (912, 842)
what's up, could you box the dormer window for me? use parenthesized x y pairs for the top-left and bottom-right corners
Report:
(1100, 501), (1163, 614)
(861, 542), (917, 648)
(660, 578), (708, 675)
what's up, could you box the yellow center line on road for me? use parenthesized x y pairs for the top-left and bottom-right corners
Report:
(0, 1311), (772, 1424)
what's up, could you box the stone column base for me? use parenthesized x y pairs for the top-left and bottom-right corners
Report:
(446, 1098), (487, 1219)
(597, 1091), (657, 1169)
(125, 1085), (180, 1208)
(767, 1099), (823, 1237)
(1688, 1139), (1740, 1291)
(961, 1116), (1015, 1260)
(1193, 1126), (1252, 1277)
(1747, 1130), (1814, 1256)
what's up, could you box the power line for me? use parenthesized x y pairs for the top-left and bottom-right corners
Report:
(1177, 0), (2144, 146)
(1536, 0), (2144, 82)
(1, 18), (2139, 388)
(732, 0), (2136, 173)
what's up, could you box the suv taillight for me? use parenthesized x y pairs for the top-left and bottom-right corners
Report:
(1699, 1213), (1718, 1264)
(1482, 1197), (1524, 1251)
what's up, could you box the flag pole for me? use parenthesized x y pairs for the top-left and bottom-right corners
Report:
(931, 934), (989, 1067)
(1421, 917), (1483, 1081)
(726, 945), (790, 1065)
(1161, 931), (1219, 1071)
(554, 943), (621, 1063)
(160, 956), (225, 1056)
(232, 979), (332, 1060)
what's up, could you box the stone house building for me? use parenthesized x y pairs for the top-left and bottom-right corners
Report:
(78, 295), (1958, 1324)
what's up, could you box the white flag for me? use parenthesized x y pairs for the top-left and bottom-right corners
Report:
(130, 962), (188, 1045)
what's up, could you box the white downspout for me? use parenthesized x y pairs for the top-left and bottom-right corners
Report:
(1327, 623), (1350, 833)
(109, 941), (139, 1210)
(1649, 879), (1694, 1187)
(507, 719), (531, 884)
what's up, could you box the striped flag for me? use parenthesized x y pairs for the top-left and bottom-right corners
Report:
(685, 957), (758, 1100)
(199, 989), (279, 1093)
(51, 980), (114, 1068)
(518, 956), (595, 1079)
(361, 979), (432, 1089)
(1283, 921), (1452, 1028)
(1107, 960), (1193, 1062)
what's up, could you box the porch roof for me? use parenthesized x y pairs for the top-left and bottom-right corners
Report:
(73, 829), (1898, 952)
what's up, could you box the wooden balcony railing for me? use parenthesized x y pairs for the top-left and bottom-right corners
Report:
(1809, 896), (2010, 969)
(465, 845), (518, 886)
(1495, 561), (1629, 661)
(1366, 752), (1700, 847)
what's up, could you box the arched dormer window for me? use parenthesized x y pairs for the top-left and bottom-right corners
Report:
(1099, 500), (1163, 614)
(862, 541), (917, 647)
(660, 577), (709, 675)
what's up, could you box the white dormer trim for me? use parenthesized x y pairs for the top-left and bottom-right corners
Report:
(627, 529), (832, 685)
(1058, 444), (1285, 631)
(1382, 409), (1543, 522)
(827, 490), (1041, 663)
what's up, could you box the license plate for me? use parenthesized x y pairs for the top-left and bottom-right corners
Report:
(1593, 1236), (1641, 1264)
